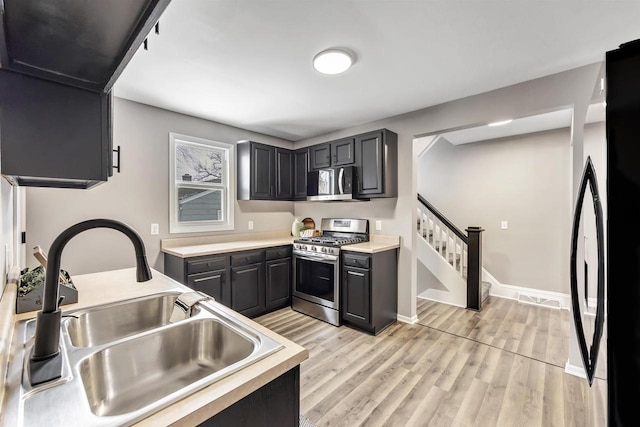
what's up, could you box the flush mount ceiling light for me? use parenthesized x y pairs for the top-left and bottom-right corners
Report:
(313, 49), (353, 75)
(488, 119), (513, 127)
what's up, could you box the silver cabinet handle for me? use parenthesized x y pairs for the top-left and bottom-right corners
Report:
(338, 168), (344, 194)
(193, 274), (221, 283)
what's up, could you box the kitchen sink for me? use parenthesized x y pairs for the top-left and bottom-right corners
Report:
(80, 318), (254, 416)
(66, 292), (181, 347)
(3, 290), (283, 426)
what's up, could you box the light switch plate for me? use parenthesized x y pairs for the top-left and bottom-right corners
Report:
(150, 223), (159, 235)
(501, 220), (508, 230)
(248, 221), (254, 230)
(375, 220), (382, 231)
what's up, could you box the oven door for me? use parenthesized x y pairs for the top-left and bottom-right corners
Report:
(292, 251), (340, 309)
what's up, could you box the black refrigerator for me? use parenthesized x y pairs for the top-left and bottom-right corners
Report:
(605, 39), (640, 426)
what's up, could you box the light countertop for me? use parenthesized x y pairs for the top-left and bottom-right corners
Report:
(161, 230), (399, 258)
(3, 268), (308, 426)
(162, 230), (294, 258)
(342, 235), (401, 254)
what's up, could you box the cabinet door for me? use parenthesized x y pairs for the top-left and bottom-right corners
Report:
(231, 263), (265, 317)
(331, 138), (355, 166)
(341, 266), (371, 327)
(187, 269), (226, 305)
(294, 148), (308, 200)
(251, 142), (275, 199)
(309, 143), (331, 170)
(266, 258), (291, 310)
(275, 148), (293, 200)
(355, 131), (384, 195)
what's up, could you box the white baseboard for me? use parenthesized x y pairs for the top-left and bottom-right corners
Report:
(489, 281), (571, 310)
(417, 289), (466, 308)
(565, 360), (587, 379)
(397, 314), (418, 324)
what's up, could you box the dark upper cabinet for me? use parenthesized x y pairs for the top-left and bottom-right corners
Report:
(331, 138), (356, 166)
(0, 70), (112, 188)
(275, 148), (294, 200)
(238, 141), (275, 200)
(238, 141), (301, 201)
(355, 129), (397, 198)
(0, 0), (172, 93)
(294, 148), (308, 200)
(309, 138), (355, 170)
(309, 143), (331, 170)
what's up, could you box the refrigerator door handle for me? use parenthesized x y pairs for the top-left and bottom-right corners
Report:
(569, 156), (606, 386)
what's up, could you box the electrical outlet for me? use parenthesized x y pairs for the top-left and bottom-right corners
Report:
(150, 223), (159, 235)
(375, 220), (382, 231)
(248, 221), (254, 230)
(501, 220), (508, 230)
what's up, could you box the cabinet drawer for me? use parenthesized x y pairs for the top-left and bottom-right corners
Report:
(187, 256), (227, 275)
(265, 245), (292, 260)
(231, 250), (264, 267)
(343, 253), (370, 269)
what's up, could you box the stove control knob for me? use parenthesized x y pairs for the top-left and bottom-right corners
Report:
(321, 247), (327, 253)
(311, 246), (316, 251)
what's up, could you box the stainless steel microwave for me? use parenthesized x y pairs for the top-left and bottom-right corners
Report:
(306, 166), (359, 201)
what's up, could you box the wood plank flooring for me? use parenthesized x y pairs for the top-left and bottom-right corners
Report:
(255, 298), (607, 427)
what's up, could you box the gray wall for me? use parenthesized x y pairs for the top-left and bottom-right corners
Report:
(417, 129), (571, 293)
(25, 98), (295, 275)
(294, 62), (601, 319)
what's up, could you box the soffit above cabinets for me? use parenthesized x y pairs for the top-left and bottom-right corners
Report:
(0, 0), (171, 93)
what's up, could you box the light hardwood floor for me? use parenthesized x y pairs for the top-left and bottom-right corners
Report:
(255, 297), (607, 427)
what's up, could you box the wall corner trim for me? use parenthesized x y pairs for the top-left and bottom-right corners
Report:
(565, 360), (587, 379)
(397, 314), (418, 324)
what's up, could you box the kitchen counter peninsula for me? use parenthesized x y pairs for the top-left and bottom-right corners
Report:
(0, 268), (308, 426)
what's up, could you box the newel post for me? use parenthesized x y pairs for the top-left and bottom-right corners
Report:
(466, 227), (484, 311)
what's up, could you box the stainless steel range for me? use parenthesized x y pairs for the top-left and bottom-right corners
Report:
(292, 218), (369, 326)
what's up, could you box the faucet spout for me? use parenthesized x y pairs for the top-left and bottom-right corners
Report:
(29, 219), (152, 386)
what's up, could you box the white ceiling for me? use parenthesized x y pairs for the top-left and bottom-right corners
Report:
(114, 1), (640, 141)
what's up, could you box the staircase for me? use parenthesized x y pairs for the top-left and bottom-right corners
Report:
(417, 194), (490, 309)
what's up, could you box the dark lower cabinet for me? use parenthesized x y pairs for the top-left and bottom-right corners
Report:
(164, 245), (291, 318)
(231, 263), (265, 317)
(187, 269), (226, 303)
(200, 366), (300, 427)
(342, 266), (371, 328)
(340, 249), (398, 335)
(266, 258), (292, 310)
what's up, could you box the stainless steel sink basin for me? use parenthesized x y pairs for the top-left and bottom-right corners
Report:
(80, 318), (254, 416)
(66, 292), (181, 347)
(4, 289), (283, 426)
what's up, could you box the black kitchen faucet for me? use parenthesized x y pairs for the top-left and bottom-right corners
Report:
(28, 219), (152, 386)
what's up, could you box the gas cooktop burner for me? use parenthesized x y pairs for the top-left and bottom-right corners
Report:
(295, 236), (368, 247)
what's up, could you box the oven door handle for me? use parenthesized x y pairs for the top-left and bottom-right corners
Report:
(294, 254), (339, 263)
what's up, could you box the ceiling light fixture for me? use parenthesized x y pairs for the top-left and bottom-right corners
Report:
(313, 49), (353, 75)
(488, 119), (513, 127)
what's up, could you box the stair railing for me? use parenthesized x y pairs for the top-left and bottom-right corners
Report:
(417, 193), (485, 311)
